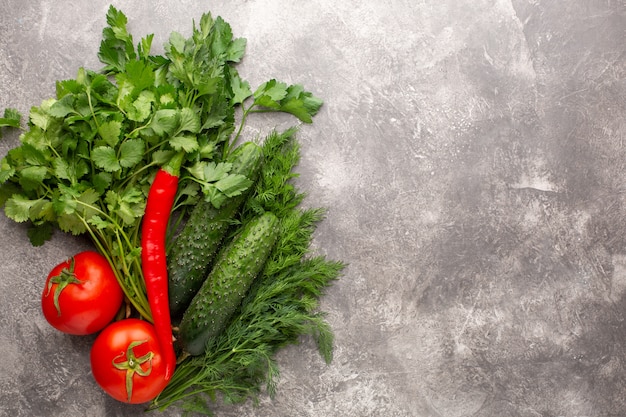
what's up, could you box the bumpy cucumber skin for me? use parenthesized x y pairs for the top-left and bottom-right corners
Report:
(167, 142), (263, 318)
(179, 212), (280, 356)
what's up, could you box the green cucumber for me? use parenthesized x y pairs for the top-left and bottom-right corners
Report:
(167, 142), (263, 317)
(179, 211), (280, 355)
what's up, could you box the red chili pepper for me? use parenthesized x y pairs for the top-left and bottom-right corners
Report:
(141, 154), (183, 381)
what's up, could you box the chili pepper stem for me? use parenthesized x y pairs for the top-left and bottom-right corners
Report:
(162, 152), (184, 178)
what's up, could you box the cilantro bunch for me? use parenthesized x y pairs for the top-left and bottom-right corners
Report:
(0, 6), (322, 320)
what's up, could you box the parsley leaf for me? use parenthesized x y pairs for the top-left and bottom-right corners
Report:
(225, 37), (247, 63)
(27, 222), (54, 246)
(52, 158), (72, 181)
(149, 109), (180, 136)
(126, 90), (155, 122)
(29, 103), (54, 131)
(178, 107), (201, 133)
(198, 161), (231, 182)
(98, 120), (122, 147)
(105, 188), (145, 225)
(92, 172), (112, 194)
(185, 160), (252, 207)
(92, 146), (121, 172)
(138, 34), (154, 60)
(18, 166), (48, 191)
(169, 135), (198, 152)
(57, 212), (87, 235)
(279, 84), (324, 123)
(49, 95), (76, 118)
(214, 173), (252, 197)
(229, 69), (252, 105)
(252, 80), (323, 123)
(4, 194), (37, 222)
(0, 108), (22, 134)
(254, 79), (289, 104)
(98, 5), (136, 73)
(119, 139), (145, 168)
(0, 166), (15, 186)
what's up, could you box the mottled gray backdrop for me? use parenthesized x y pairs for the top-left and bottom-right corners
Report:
(1, 1), (625, 416)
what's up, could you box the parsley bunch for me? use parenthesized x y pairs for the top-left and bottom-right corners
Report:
(0, 6), (322, 320)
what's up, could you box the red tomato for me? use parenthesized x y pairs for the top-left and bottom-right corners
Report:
(90, 319), (169, 403)
(41, 251), (123, 335)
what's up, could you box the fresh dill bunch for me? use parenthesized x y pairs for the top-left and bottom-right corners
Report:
(242, 127), (305, 219)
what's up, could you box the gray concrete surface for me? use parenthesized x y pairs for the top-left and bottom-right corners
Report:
(1, 1), (625, 416)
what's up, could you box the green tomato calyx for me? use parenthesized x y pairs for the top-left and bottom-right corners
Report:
(112, 339), (154, 403)
(46, 257), (84, 317)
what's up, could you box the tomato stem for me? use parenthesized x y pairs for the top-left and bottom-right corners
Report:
(46, 257), (83, 317)
(112, 339), (154, 403)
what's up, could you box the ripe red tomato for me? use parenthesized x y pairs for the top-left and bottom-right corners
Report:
(41, 251), (123, 335)
(90, 319), (169, 403)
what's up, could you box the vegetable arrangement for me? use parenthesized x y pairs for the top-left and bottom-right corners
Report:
(0, 6), (344, 415)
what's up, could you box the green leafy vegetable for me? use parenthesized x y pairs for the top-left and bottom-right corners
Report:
(0, 108), (22, 137)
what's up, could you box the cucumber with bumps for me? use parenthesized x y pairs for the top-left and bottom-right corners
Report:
(167, 142), (263, 317)
(179, 211), (280, 356)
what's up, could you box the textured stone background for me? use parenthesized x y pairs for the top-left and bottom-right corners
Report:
(0, 1), (625, 416)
